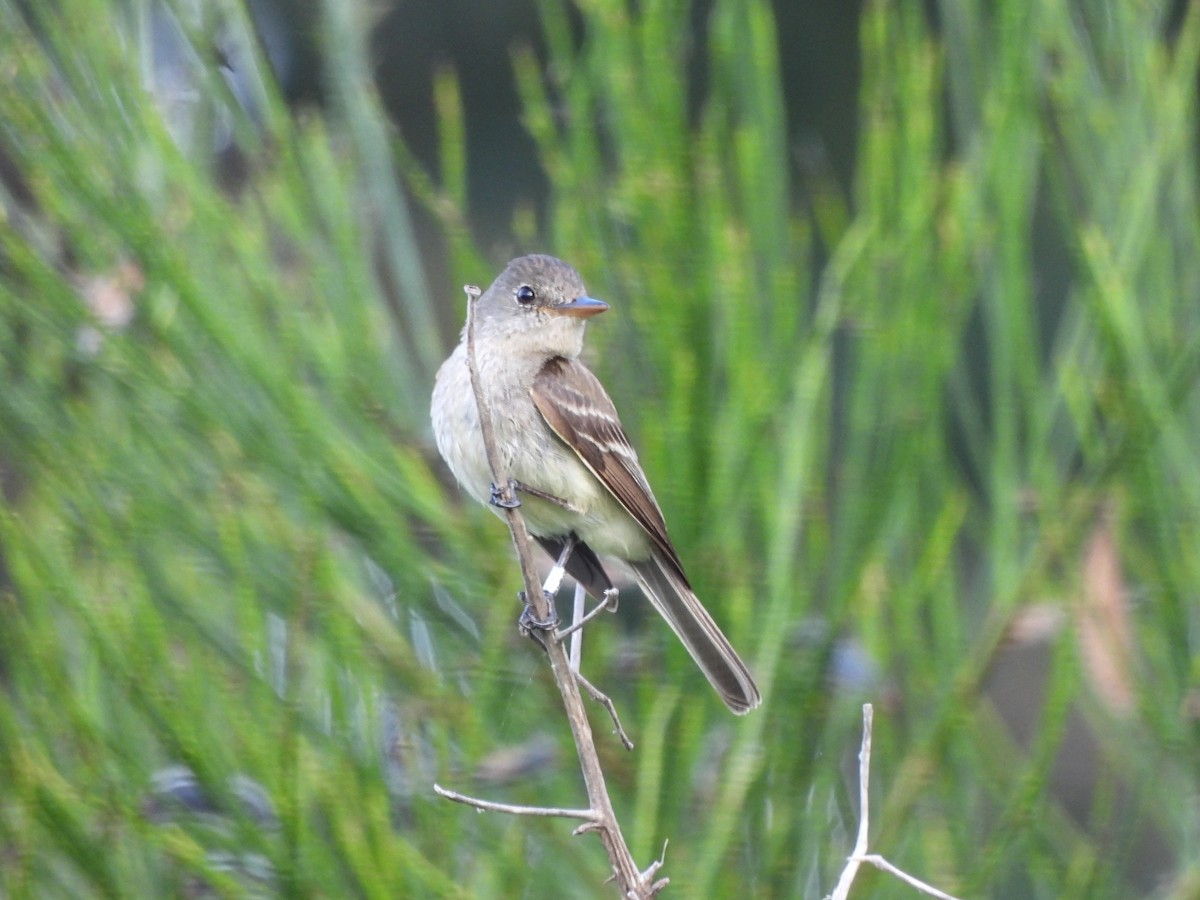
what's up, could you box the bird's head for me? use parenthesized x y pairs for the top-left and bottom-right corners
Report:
(471, 254), (608, 358)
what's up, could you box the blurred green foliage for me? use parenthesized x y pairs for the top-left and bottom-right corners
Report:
(2, 0), (1199, 897)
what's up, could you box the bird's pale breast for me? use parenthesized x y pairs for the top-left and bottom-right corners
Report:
(431, 343), (651, 562)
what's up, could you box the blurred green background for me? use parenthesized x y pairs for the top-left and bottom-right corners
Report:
(2, 0), (1199, 897)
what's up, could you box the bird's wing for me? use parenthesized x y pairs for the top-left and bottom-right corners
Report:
(530, 356), (687, 579)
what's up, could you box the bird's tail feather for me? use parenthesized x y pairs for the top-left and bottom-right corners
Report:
(629, 555), (761, 714)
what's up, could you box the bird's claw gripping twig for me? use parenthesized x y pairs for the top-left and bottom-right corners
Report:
(489, 480), (521, 508)
(518, 590), (559, 649)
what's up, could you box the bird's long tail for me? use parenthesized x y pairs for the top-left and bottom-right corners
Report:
(629, 555), (761, 715)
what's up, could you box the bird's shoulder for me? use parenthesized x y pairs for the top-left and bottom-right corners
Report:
(531, 357), (685, 574)
(530, 357), (628, 461)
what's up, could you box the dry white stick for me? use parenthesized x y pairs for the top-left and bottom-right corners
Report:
(569, 581), (586, 670)
(858, 855), (962, 899)
(828, 704), (963, 900)
(829, 704), (874, 900)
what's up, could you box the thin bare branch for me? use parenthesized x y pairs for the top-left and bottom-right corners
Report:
(828, 704), (963, 900)
(860, 855), (963, 900)
(829, 703), (874, 900)
(574, 669), (634, 750)
(433, 784), (599, 821)
(568, 582), (586, 669)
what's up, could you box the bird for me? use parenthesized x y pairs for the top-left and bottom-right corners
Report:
(431, 254), (761, 714)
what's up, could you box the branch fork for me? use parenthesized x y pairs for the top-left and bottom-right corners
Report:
(828, 705), (963, 900)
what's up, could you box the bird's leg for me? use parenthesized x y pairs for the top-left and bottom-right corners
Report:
(542, 535), (576, 599)
(516, 532), (571, 652)
(515, 535), (574, 649)
(512, 481), (581, 512)
(518, 535), (577, 645)
(555, 587), (620, 643)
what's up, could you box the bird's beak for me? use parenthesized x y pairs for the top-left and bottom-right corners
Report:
(553, 296), (609, 318)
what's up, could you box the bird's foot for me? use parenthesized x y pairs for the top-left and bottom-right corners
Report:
(602, 587), (619, 613)
(489, 480), (521, 509)
(518, 591), (559, 649)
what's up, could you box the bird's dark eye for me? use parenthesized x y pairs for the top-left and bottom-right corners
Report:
(515, 285), (536, 305)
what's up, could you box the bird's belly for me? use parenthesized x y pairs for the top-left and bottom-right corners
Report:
(511, 451), (652, 562)
(432, 349), (651, 562)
